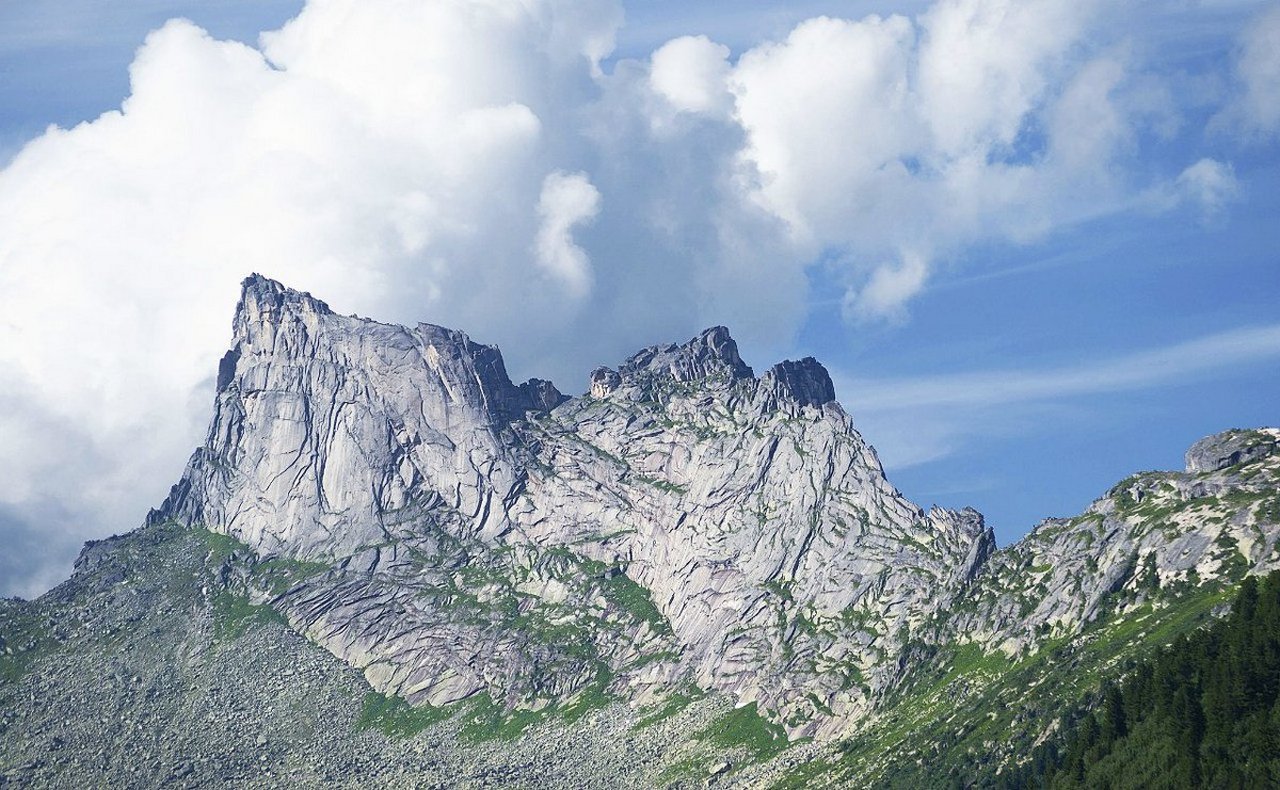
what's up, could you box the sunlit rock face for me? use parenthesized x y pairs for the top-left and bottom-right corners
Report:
(154, 276), (1280, 740)
(948, 426), (1280, 657)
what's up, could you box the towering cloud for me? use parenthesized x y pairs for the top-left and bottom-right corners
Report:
(535, 171), (602, 297)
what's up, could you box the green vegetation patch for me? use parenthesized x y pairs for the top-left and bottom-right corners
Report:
(695, 701), (791, 762)
(784, 578), (1244, 788)
(1005, 570), (1280, 789)
(253, 556), (332, 595)
(459, 693), (558, 742)
(190, 524), (334, 638)
(603, 572), (671, 633)
(194, 527), (250, 563)
(657, 701), (794, 786)
(356, 691), (453, 738)
(634, 686), (706, 730)
(353, 683), (611, 744)
(633, 474), (689, 495)
(559, 668), (616, 723)
(210, 589), (287, 641)
(0, 606), (55, 685)
(457, 666), (617, 742)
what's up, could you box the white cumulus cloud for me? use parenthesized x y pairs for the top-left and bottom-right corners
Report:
(724, 1), (1166, 320)
(0, 0), (627, 598)
(535, 170), (602, 297)
(917, 0), (1097, 158)
(649, 35), (732, 117)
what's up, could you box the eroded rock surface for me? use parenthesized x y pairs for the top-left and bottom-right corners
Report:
(946, 427), (1280, 655)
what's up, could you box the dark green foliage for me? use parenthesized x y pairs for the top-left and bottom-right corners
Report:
(786, 577), (1236, 790)
(355, 691), (451, 738)
(1003, 570), (1280, 789)
(694, 701), (791, 763)
(209, 588), (287, 641)
(602, 571), (670, 633)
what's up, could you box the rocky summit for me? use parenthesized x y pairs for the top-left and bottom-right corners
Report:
(2, 275), (1279, 788)
(151, 274), (996, 739)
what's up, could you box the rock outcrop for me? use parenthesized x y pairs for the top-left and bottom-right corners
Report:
(150, 276), (996, 737)
(1185, 428), (1279, 473)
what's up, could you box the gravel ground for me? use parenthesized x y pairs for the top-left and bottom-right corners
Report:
(0, 523), (824, 789)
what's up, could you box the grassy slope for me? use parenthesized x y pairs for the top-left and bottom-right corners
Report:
(774, 581), (1237, 788)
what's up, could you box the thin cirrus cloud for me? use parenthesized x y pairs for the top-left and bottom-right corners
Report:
(835, 324), (1280, 471)
(839, 323), (1280, 412)
(0, 0), (1274, 597)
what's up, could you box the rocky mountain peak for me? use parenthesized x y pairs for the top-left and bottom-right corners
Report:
(761, 357), (836, 408)
(518, 377), (568, 412)
(1185, 428), (1280, 473)
(227, 275), (562, 424)
(153, 276), (1013, 738)
(588, 366), (622, 398)
(233, 273), (332, 336)
(9, 275), (1280, 788)
(605, 325), (754, 391)
(588, 326), (840, 414)
(152, 276), (1280, 749)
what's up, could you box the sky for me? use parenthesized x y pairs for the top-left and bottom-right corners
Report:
(0, 0), (1277, 598)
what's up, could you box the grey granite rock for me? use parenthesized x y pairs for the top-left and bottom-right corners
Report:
(1185, 428), (1279, 473)
(617, 325), (754, 385)
(943, 426), (1280, 656)
(760, 358), (835, 409)
(148, 277), (1000, 738)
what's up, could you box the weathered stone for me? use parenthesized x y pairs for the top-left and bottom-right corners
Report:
(761, 358), (835, 408)
(589, 367), (621, 398)
(1185, 428), (1280, 473)
(617, 325), (753, 385)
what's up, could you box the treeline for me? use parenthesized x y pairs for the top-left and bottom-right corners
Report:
(998, 569), (1280, 789)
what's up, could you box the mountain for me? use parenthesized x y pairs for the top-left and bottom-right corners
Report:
(150, 274), (996, 740)
(2, 275), (1278, 788)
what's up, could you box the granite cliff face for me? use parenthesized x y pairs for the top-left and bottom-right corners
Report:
(148, 275), (1280, 743)
(944, 428), (1280, 657)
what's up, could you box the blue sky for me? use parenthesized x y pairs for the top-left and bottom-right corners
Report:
(0, 0), (1277, 596)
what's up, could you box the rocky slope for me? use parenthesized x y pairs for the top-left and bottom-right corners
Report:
(949, 427), (1280, 653)
(0, 521), (776, 789)
(3, 274), (1278, 787)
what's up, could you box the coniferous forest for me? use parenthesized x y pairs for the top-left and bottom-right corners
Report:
(1000, 571), (1280, 789)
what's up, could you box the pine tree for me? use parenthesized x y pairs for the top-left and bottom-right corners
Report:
(1012, 570), (1280, 788)
(1101, 684), (1127, 742)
